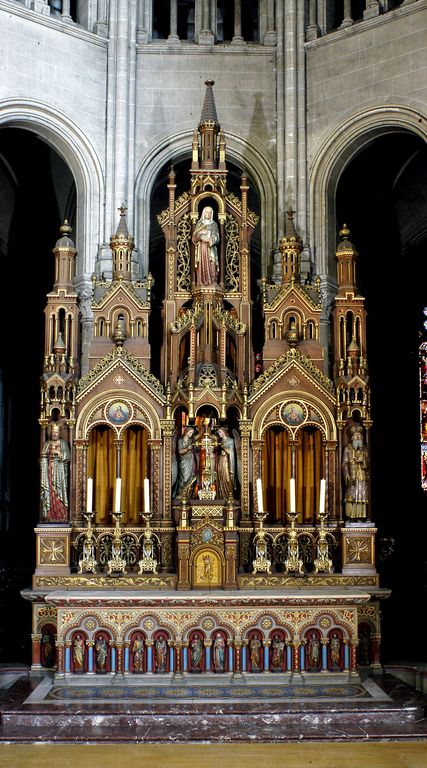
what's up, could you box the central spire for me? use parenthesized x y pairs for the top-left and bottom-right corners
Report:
(198, 80), (220, 170)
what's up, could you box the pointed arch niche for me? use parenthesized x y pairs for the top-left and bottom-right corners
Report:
(87, 424), (150, 526)
(147, 155), (261, 380)
(262, 424), (323, 525)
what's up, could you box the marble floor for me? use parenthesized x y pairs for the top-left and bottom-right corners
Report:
(0, 668), (427, 752)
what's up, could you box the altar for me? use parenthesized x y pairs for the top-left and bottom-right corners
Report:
(24, 82), (389, 685)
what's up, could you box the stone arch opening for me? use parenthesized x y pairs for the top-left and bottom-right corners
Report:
(330, 126), (427, 660)
(0, 126), (76, 542)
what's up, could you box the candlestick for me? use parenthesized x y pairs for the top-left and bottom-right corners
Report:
(114, 477), (121, 513)
(319, 478), (326, 515)
(290, 478), (296, 513)
(256, 478), (263, 513)
(86, 477), (93, 513)
(144, 477), (150, 514)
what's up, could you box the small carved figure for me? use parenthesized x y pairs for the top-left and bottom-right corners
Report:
(213, 632), (226, 673)
(249, 635), (262, 672)
(73, 633), (85, 672)
(155, 636), (168, 673)
(271, 634), (285, 672)
(330, 632), (341, 670)
(307, 632), (321, 671)
(42, 632), (55, 668)
(190, 633), (203, 671)
(95, 635), (108, 673)
(132, 635), (144, 672)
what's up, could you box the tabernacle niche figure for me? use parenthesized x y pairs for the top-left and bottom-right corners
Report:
(271, 634), (285, 672)
(216, 427), (235, 500)
(342, 426), (369, 521)
(40, 422), (70, 522)
(175, 426), (197, 496)
(132, 635), (144, 672)
(213, 632), (226, 673)
(249, 635), (262, 672)
(307, 632), (321, 671)
(192, 205), (220, 285)
(73, 633), (85, 672)
(95, 635), (108, 673)
(330, 632), (341, 670)
(190, 633), (203, 671)
(155, 636), (168, 673)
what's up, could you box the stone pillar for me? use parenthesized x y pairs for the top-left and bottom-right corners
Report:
(263, 0), (276, 44)
(174, 642), (183, 676)
(205, 640), (212, 672)
(234, 641), (243, 677)
(364, 1), (381, 20)
(61, 0), (72, 22)
(292, 641), (301, 672)
(57, 642), (66, 676)
(263, 640), (270, 672)
(232, 0), (244, 43)
(31, 634), (42, 669)
(169, 0), (180, 41)
(146, 640), (154, 673)
(340, 0), (353, 28)
(306, 0), (320, 40)
(87, 641), (94, 673)
(123, 641), (130, 672)
(321, 639), (328, 672)
(115, 642), (124, 674)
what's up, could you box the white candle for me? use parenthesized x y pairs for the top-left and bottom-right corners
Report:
(290, 478), (296, 513)
(86, 477), (93, 513)
(114, 477), (121, 513)
(319, 478), (326, 515)
(144, 477), (150, 514)
(256, 478), (264, 513)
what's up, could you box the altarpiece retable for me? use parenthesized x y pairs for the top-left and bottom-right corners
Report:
(24, 82), (389, 681)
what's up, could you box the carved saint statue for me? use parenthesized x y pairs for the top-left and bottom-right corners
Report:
(40, 422), (70, 522)
(213, 632), (226, 673)
(342, 426), (369, 521)
(216, 427), (236, 500)
(192, 206), (220, 285)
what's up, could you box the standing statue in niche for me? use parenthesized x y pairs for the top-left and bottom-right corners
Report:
(330, 632), (341, 670)
(307, 632), (321, 672)
(40, 422), (70, 522)
(132, 635), (144, 672)
(213, 632), (226, 673)
(192, 206), (220, 286)
(342, 426), (369, 521)
(95, 635), (108, 673)
(174, 426), (197, 497)
(190, 633), (203, 671)
(73, 634), (85, 672)
(271, 634), (285, 672)
(216, 427), (236, 500)
(155, 636), (168, 673)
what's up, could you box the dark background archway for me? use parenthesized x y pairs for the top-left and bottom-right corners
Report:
(335, 130), (427, 661)
(0, 127), (75, 662)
